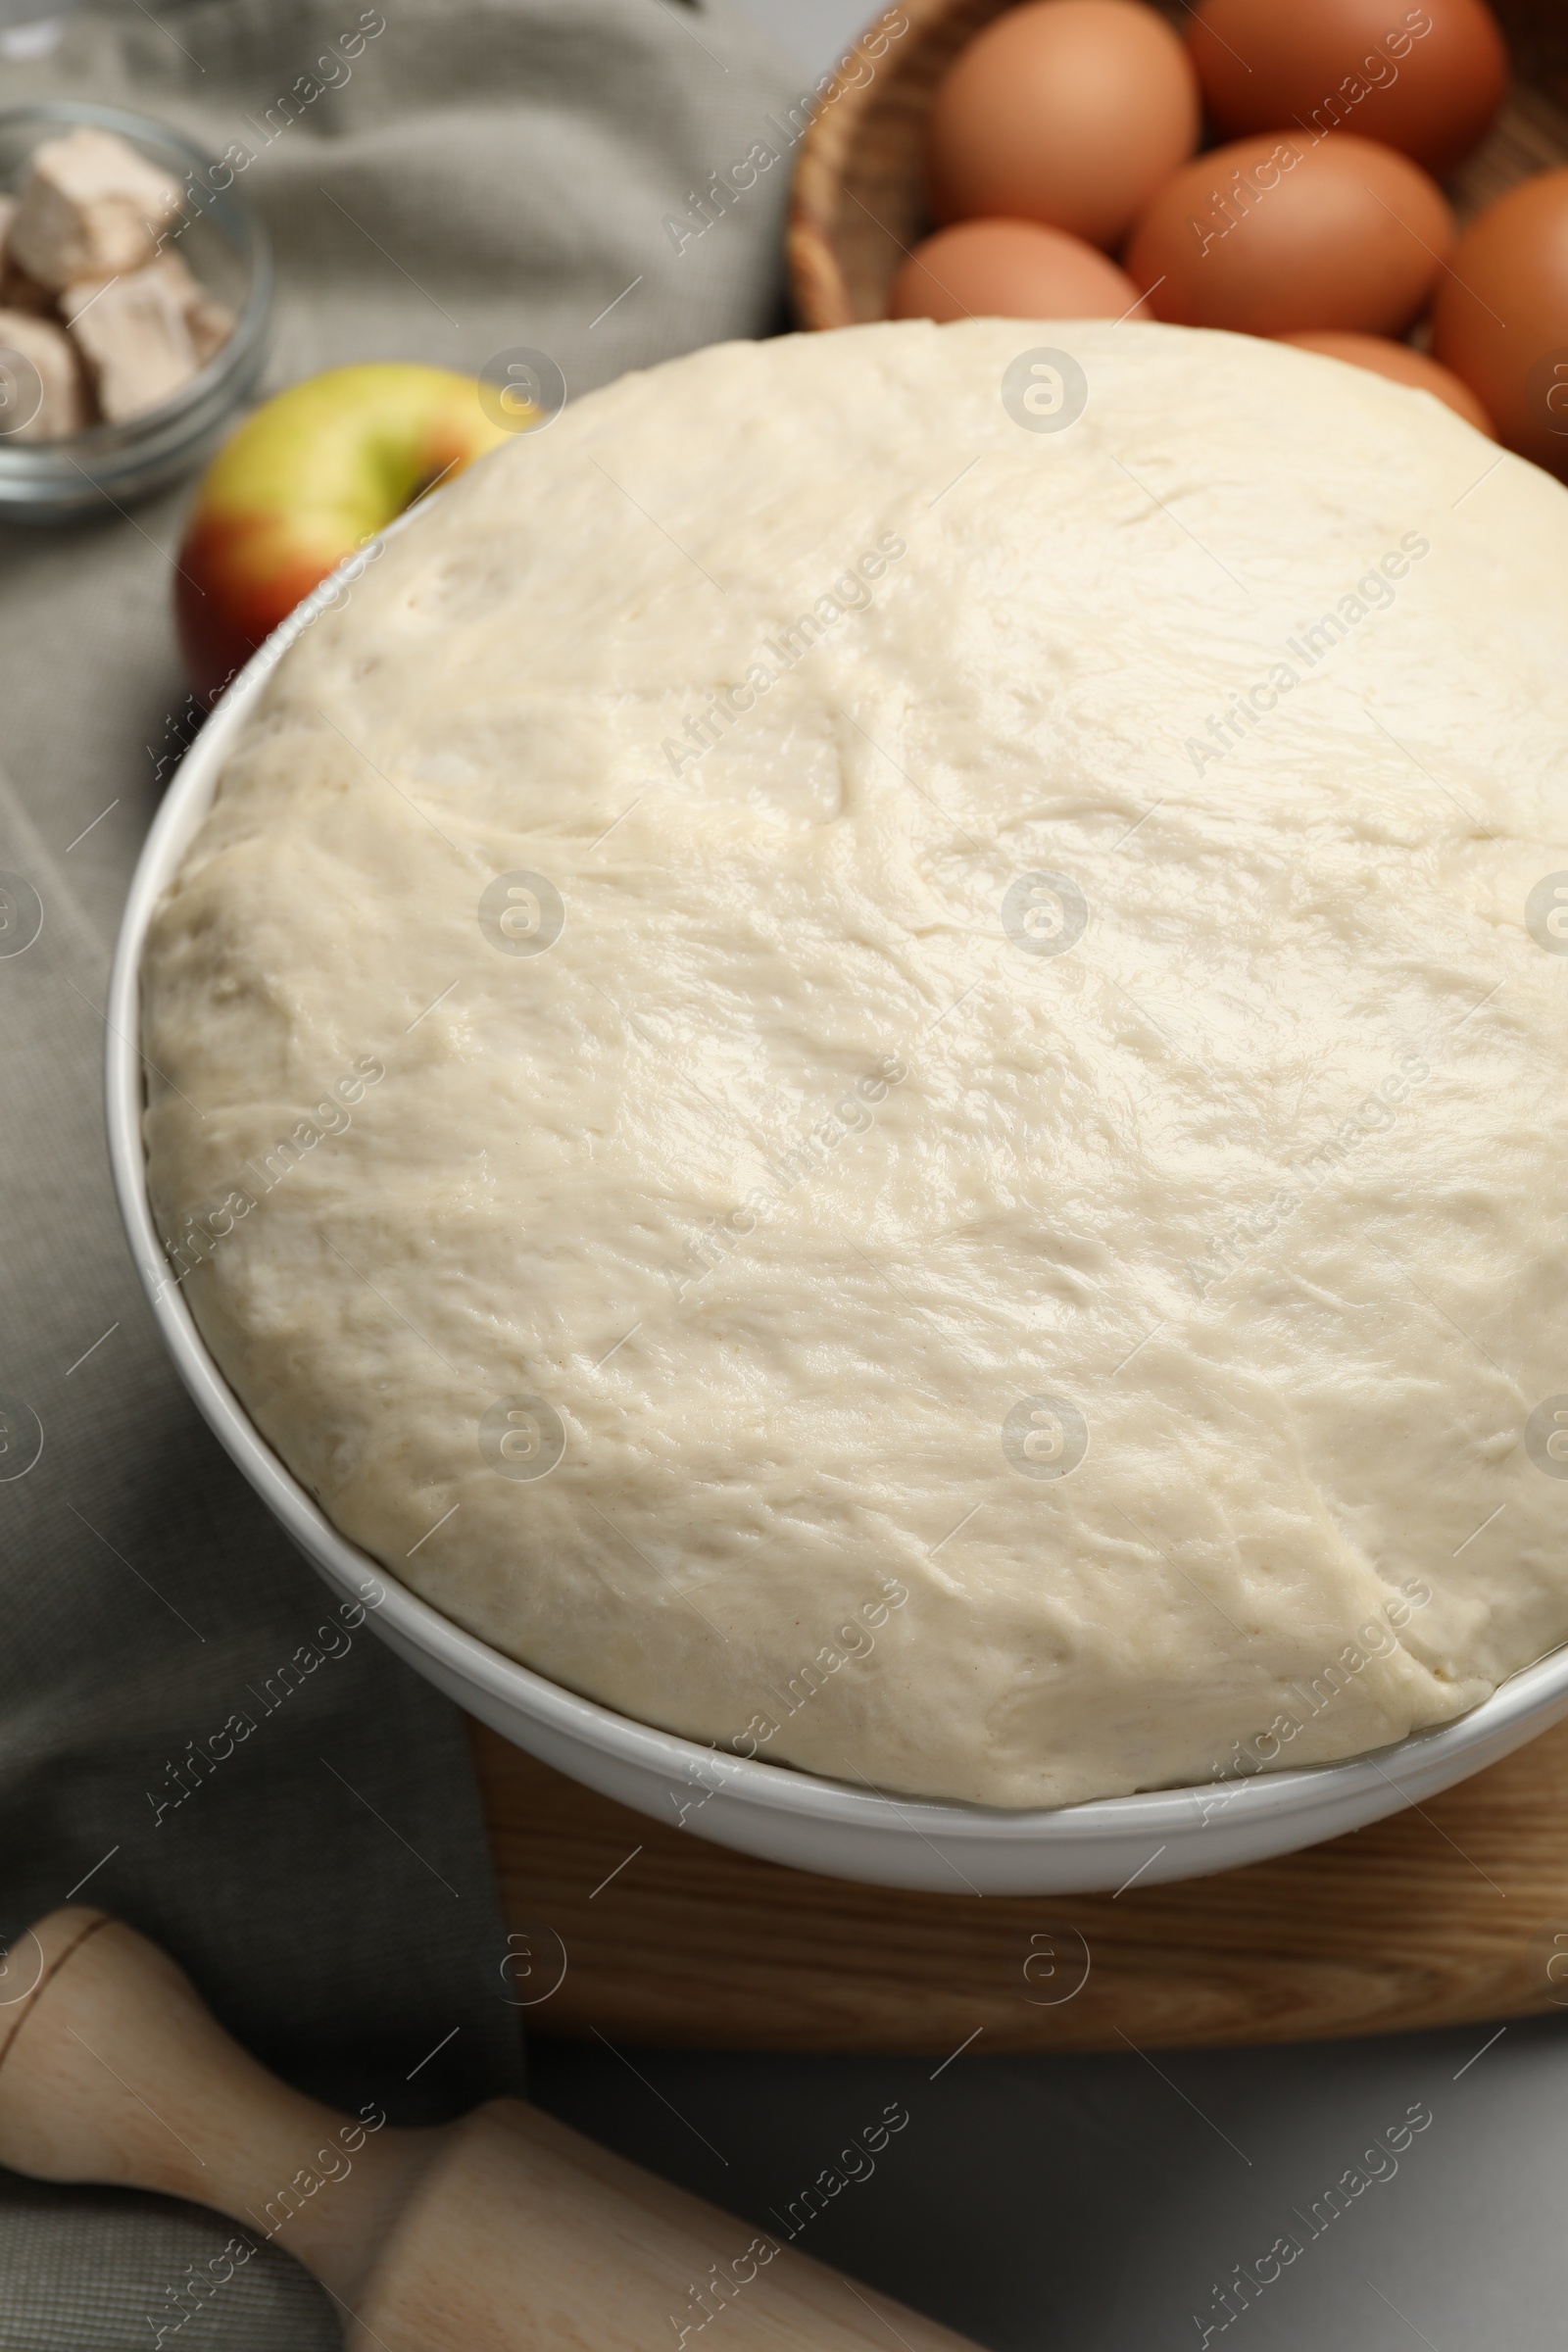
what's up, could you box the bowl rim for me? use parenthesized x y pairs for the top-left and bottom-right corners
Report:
(0, 97), (273, 458)
(104, 500), (1568, 1860)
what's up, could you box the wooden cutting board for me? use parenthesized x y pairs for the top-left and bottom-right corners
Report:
(474, 1720), (1568, 2051)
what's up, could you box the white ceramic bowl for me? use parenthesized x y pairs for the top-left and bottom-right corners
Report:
(106, 525), (1568, 1895)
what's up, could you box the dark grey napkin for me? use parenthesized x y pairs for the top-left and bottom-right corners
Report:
(0, 0), (797, 2339)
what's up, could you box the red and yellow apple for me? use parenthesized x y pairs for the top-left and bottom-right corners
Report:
(174, 363), (518, 708)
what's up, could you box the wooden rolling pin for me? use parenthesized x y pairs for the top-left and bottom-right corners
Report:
(0, 1908), (976, 2350)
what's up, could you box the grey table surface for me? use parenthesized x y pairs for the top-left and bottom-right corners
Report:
(2, 1), (1560, 2345)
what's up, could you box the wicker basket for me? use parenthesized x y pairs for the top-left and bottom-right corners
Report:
(787, 0), (1568, 331)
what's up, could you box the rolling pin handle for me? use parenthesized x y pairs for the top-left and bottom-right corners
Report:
(0, 1905), (433, 2306)
(0, 1908), (981, 2352)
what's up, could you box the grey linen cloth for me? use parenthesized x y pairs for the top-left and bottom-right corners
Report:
(0, 1), (797, 2341)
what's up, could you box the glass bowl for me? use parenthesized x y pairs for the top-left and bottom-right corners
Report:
(0, 99), (271, 522)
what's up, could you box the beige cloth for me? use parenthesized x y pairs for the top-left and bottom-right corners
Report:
(0, 1), (797, 2341)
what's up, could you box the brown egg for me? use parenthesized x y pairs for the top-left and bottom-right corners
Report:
(1185, 0), (1507, 178)
(1431, 169), (1568, 481)
(1125, 133), (1453, 337)
(926, 0), (1200, 251)
(889, 220), (1143, 322)
(1276, 329), (1496, 433)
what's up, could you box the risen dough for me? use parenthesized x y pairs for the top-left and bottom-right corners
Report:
(142, 319), (1568, 1808)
